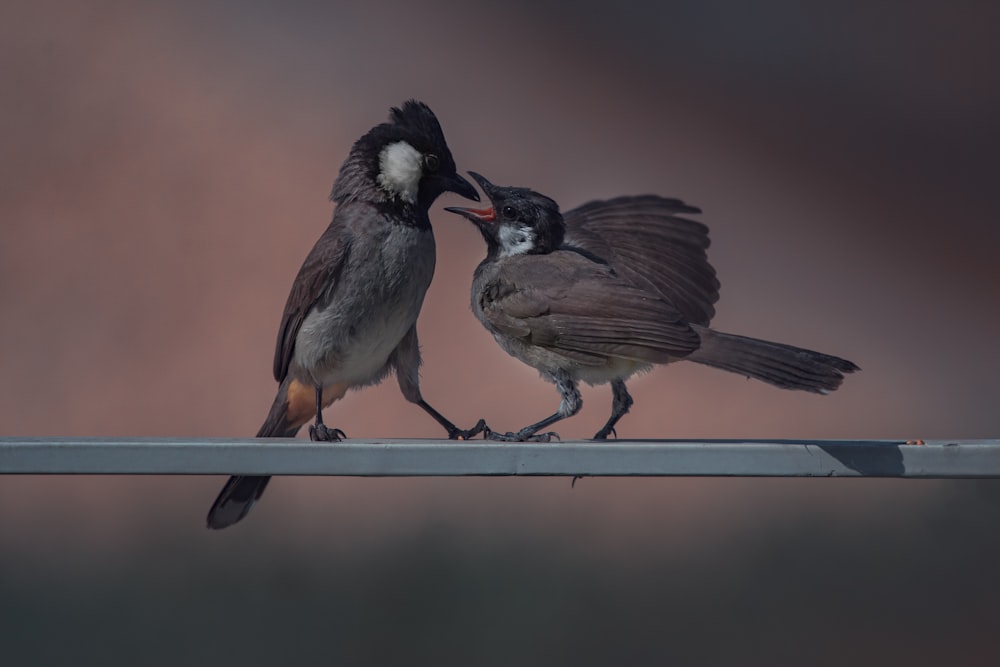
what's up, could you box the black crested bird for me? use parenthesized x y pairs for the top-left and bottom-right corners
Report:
(206, 101), (486, 529)
(446, 172), (858, 441)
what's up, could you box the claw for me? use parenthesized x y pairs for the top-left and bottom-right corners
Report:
(485, 429), (560, 443)
(517, 425), (560, 442)
(448, 418), (489, 441)
(592, 426), (618, 440)
(309, 424), (346, 442)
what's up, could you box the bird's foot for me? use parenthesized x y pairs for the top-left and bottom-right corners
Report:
(485, 428), (560, 443)
(592, 426), (618, 440)
(309, 424), (346, 442)
(447, 419), (489, 441)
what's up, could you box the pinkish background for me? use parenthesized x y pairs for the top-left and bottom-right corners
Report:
(1, 1), (998, 663)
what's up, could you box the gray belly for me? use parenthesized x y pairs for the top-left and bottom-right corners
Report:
(493, 332), (653, 387)
(292, 226), (435, 387)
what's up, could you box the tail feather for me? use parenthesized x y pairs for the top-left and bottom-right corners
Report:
(205, 475), (272, 530)
(206, 380), (303, 530)
(688, 326), (859, 393)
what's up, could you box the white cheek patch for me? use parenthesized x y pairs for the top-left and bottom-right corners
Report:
(498, 224), (536, 257)
(377, 140), (423, 203)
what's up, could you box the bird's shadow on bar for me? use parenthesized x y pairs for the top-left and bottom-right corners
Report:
(622, 439), (907, 476)
(809, 440), (905, 476)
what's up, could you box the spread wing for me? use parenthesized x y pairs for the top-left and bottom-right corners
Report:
(562, 195), (720, 327)
(480, 253), (700, 366)
(272, 223), (352, 382)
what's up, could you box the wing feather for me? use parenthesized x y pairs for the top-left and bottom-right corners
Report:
(562, 195), (720, 326)
(272, 225), (351, 382)
(479, 252), (700, 365)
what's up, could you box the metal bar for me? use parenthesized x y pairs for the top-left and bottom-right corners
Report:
(0, 437), (998, 477)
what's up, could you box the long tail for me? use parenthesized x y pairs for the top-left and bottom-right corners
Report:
(687, 325), (859, 393)
(205, 379), (303, 530)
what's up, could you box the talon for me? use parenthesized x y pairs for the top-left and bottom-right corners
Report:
(309, 424), (346, 442)
(487, 430), (528, 442)
(905, 439), (926, 446)
(448, 418), (489, 441)
(593, 426), (619, 440)
(484, 428), (558, 443)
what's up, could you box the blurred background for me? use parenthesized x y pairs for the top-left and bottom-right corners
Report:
(2, 0), (999, 664)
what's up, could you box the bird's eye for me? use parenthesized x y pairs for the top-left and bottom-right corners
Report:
(423, 154), (440, 172)
(501, 205), (517, 220)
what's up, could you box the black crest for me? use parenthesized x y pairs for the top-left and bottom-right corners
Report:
(330, 100), (452, 206)
(388, 100), (447, 150)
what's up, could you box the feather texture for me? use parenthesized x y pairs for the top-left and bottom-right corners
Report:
(563, 195), (719, 326)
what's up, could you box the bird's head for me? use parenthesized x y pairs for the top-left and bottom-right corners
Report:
(445, 172), (564, 258)
(331, 100), (478, 211)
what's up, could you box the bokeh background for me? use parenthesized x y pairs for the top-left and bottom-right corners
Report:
(2, 0), (999, 664)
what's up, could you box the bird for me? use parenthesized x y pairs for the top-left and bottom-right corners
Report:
(206, 101), (486, 529)
(446, 171), (859, 441)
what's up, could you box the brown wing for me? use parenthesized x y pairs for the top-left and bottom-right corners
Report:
(272, 224), (352, 382)
(562, 195), (720, 327)
(481, 252), (701, 366)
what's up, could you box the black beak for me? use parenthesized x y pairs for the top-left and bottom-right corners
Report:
(467, 171), (498, 200)
(440, 171), (480, 202)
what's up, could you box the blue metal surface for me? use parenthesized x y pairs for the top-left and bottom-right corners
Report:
(0, 437), (997, 477)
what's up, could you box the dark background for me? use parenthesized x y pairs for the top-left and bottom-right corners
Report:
(2, 1), (999, 664)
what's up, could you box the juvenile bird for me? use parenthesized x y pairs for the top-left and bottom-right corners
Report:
(446, 172), (858, 441)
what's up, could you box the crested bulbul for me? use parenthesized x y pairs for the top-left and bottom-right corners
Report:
(206, 101), (485, 529)
(447, 172), (858, 441)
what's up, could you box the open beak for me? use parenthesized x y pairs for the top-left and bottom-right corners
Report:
(444, 204), (495, 224)
(467, 171), (498, 199)
(444, 171), (499, 223)
(440, 172), (480, 202)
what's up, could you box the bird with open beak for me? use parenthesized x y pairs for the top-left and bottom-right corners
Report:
(447, 172), (858, 441)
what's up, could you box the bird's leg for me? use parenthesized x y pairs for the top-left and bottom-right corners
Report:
(417, 399), (488, 440)
(308, 385), (346, 442)
(593, 380), (634, 440)
(392, 326), (488, 439)
(487, 375), (580, 442)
